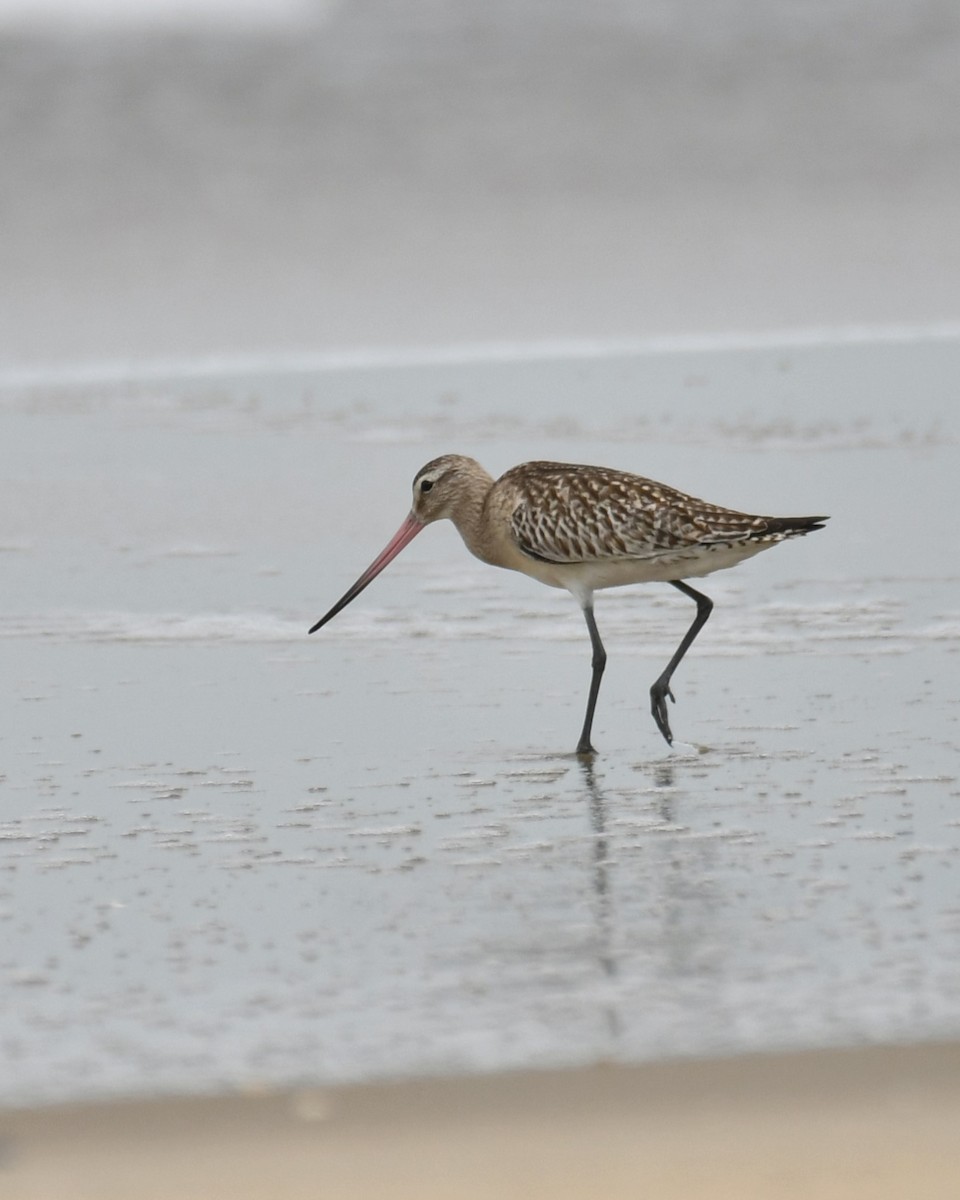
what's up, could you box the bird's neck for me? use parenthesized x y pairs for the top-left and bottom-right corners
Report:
(448, 469), (498, 565)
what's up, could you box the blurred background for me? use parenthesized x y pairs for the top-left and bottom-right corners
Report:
(1, 0), (958, 369)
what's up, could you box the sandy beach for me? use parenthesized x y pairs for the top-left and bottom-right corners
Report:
(5, 1041), (960, 1199)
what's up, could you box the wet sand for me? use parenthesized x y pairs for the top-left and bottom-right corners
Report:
(4, 1041), (960, 1199)
(2, 335), (958, 1131)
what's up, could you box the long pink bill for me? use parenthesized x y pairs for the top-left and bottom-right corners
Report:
(308, 513), (425, 634)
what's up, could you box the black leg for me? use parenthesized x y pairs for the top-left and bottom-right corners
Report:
(650, 580), (714, 745)
(576, 604), (607, 756)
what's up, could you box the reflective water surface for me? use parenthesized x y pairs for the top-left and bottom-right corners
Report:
(1, 336), (958, 1104)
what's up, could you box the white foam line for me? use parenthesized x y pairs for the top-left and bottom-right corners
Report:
(0, 612), (306, 643)
(2, 605), (955, 649)
(2, 322), (960, 391)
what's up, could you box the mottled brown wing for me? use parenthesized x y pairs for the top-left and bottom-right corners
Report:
(505, 462), (766, 564)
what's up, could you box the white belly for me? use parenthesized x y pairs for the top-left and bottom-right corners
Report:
(514, 539), (775, 601)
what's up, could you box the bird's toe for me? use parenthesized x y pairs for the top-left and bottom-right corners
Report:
(650, 680), (676, 745)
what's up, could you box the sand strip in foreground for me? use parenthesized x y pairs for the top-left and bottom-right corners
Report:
(3, 1041), (960, 1200)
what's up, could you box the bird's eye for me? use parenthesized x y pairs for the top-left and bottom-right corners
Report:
(420, 479), (434, 493)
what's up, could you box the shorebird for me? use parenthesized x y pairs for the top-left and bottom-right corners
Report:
(310, 456), (827, 754)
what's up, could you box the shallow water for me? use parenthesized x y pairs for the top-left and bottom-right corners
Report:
(1, 334), (959, 1105)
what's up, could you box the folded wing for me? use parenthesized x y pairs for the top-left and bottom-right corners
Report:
(505, 462), (810, 565)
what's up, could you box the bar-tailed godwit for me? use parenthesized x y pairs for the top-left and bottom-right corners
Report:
(310, 456), (828, 754)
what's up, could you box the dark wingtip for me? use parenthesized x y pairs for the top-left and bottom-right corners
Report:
(766, 514), (830, 536)
(797, 516), (829, 534)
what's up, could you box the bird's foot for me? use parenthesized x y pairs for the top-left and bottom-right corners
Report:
(576, 739), (598, 758)
(650, 679), (676, 745)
